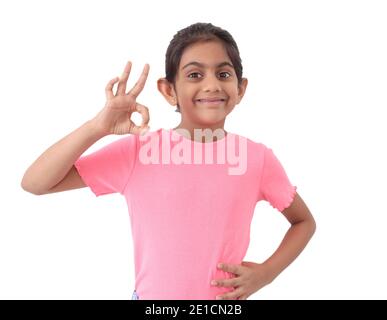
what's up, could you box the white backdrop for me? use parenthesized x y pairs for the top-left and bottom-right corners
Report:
(1, 0), (386, 299)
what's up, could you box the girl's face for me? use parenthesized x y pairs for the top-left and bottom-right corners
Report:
(159, 40), (248, 130)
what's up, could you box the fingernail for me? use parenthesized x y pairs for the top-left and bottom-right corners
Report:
(218, 263), (223, 269)
(216, 296), (223, 300)
(211, 280), (217, 286)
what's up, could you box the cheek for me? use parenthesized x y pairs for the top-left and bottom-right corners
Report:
(227, 89), (240, 104)
(178, 87), (197, 103)
(175, 83), (192, 97)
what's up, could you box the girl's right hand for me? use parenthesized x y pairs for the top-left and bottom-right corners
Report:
(93, 61), (151, 136)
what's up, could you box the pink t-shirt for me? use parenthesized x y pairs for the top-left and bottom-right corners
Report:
(74, 128), (297, 300)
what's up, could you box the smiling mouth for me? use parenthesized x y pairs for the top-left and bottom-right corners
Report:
(196, 99), (226, 106)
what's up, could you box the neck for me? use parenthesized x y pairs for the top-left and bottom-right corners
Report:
(173, 119), (227, 143)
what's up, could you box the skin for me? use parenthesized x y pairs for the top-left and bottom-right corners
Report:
(213, 193), (316, 300)
(20, 61), (152, 195)
(23, 42), (316, 298)
(158, 40), (248, 142)
(157, 40), (316, 300)
(97, 61), (151, 136)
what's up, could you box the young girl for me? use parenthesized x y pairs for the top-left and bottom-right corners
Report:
(21, 22), (316, 300)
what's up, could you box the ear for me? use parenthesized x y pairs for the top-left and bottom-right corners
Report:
(157, 78), (177, 106)
(236, 78), (248, 104)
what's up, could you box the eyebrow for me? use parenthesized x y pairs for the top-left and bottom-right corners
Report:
(181, 61), (234, 70)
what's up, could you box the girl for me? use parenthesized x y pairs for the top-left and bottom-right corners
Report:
(21, 22), (316, 300)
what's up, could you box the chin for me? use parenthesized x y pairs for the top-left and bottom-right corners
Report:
(196, 113), (226, 125)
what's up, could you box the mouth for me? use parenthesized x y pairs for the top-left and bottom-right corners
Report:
(196, 98), (226, 106)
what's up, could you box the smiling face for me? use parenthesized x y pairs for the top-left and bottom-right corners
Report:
(158, 39), (248, 132)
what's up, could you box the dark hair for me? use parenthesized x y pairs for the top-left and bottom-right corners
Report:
(165, 22), (243, 112)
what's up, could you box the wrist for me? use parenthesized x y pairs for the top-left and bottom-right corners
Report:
(261, 261), (279, 285)
(87, 117), (110, 139)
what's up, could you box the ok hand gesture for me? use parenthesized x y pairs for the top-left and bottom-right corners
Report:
(93, 61), (150, 136)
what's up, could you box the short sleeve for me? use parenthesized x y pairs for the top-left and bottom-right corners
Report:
(259, 146), (297, 212)
(74, 134), (137, 197)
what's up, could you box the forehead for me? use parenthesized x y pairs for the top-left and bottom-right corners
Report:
(179, 40), (232, 69)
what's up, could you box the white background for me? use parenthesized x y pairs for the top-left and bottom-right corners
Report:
(1, 0), (386, 299)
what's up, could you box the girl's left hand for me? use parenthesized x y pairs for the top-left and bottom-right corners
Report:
(211, 261), (271, 300)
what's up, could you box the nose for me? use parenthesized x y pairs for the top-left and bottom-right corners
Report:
(202, 74), (222, 92)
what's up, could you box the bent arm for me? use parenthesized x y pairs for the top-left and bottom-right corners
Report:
(21, 119), (106, 195)
(262, 192), (316, 283)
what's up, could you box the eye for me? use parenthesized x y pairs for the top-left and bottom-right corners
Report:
(219, 71), (231, 79)
(187, 72), (202, 79)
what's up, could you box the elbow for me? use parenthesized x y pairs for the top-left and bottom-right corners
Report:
(293, 215), (316, 239)
(21, 175), (44, 196)
(309, 215), (317, 238)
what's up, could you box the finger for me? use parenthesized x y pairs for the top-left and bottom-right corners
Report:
(216, 289), (243, 300)
(130, 122), (150, 136)
(128, 63), (150, 99)
(218, 263), (241, 275)
(105, 76), (120, 100)
(211, 278), (239, 288)
(117, 61), (132, 95)
(134, 103), (150, 127)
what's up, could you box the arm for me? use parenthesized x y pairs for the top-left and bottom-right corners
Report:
(211, 191), (316, 300)
(21, 120), (106, 195)
(21, 61), (150, 195)
(262, 191), (316, 283)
